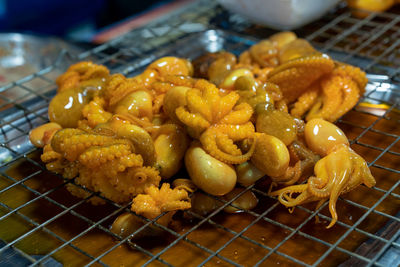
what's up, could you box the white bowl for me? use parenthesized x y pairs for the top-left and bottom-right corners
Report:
(217, 0), (340, 30)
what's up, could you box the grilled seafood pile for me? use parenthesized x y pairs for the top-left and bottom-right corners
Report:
(29, 32), (375, 240)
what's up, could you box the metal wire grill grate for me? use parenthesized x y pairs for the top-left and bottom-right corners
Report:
(1, 0), (400, 266)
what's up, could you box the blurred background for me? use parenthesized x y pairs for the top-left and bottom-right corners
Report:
(0, 0), (168, 42)
(1, 0), (400, 43)
(0, 0), (399, 85)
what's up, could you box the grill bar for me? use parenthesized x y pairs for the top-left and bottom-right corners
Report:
(0, 1), (399, 266)
(312, 179), (400, 266)
(0, 199), (104, 265)
(140, 187), (256, 266)
(199, 193), (309, 267)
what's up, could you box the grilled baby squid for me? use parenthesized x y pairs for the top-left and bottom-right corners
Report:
(251, 133), (290, 178)
(29, 122), (62, 148)
(172, 178), (197, 193)
(222, 188), (258, 213)
(113, 90), (153, 121)
(99, 115), (156, 166)
(235, 161), (265, 187)
(270, 119), (376, 228)
(153, 124), (189, 179)
(185, 142), (237, 196)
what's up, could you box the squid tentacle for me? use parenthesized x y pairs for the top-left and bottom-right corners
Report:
(290, 84), (319, 118)
(186, 89), (212, 122)
(200, 122), (255, 164)
(176, 106), (211, 130)
(326, 168), (352, 229)
(269, 184), (309, 207)
(109, 166), (161, 197)
(215, 92), (240, 122)
(331, 78), (360, 121)
(272, 161), (302, 185)
(320, 76), (343, 119)
(215, 132), (242, 156)
(219, 102), (254, 125)
(307, 176), (332, 198)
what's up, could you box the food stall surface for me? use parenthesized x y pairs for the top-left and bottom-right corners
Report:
(0, 0), (399, 266)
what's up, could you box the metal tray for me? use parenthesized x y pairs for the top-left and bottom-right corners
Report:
(0, 1), (400, 266)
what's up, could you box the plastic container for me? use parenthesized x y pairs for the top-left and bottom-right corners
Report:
(217, 0), (340, 30)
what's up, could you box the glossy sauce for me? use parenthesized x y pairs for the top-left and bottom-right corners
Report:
(304, 118), (349, 156)
(0, 109), (399, 266)
(48, 79), (105, 128)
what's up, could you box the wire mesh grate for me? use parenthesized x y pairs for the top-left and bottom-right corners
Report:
(1, 0), (400, 266)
